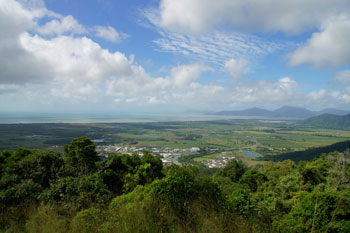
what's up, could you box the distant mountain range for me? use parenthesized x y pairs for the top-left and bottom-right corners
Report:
(302, 114), (350, 129)
(212, 106), (350, 119)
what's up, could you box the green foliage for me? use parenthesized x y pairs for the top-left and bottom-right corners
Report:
(152, 165), (198, 214)
(0, 137), (349, 233)
(25, 205), (71, 233)
(0, 150), (63, 207)
(326, 152), (350, 190)
(41, 175), (113, 209)
(240, 170), (268, 192)
(139, 151), (163, 183)
(71, 207), (106, 233)
(9, 147), (34, 162)
(120, 152), (164, 193)
(211, 175), (241, 197)
(104, 185), (162, 233)
(217, 159), (246, 182)
(261, 159), (296, 181)
(228, 188), (252, 215)
(64, 136), (99, 175)
(0, 148), (34, 172)
(103, 165), (237, 233)
(276, 190), (350, 233)
(1, 179), (42, 205)
(19, 151), (63, 188)
(277, 170), (303, 199)
(98, 154), (127, 195)
(120, 153), (141, 173)
(299, 158), (332, 186)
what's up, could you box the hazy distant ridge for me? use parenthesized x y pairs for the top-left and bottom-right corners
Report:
(213, 106), (350, 119)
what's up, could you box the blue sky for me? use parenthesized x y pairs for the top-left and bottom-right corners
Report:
(0, 0), (349, 113)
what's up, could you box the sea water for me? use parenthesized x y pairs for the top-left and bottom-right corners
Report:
(0, 112), (243, 124)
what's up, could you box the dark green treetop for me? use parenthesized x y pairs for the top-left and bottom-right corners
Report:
(64, 136), (99, 175)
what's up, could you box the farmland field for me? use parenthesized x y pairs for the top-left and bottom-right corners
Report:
(1, 119), (349, 167)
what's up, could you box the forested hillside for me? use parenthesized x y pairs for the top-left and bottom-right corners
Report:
(302, 114), (350, 129)
(1, 137), (350, 233)
(262, 140), (350, 162)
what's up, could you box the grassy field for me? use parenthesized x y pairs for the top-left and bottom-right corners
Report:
(1, 120), (349, 167)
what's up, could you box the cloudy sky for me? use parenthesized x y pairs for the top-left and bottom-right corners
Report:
(0, 0), (349, 113)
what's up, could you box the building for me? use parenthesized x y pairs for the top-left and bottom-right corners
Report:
(190, 147), (200, 153)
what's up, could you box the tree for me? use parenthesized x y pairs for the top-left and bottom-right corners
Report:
(21, 151), (63, 189)
(71, 207), (105, 233)
(153, 165), (198, 213)
(299, 158), (332, 186)
(276, 191), (350, 233)
(240, 170), (268, 192)
(64, 137), (99, 175)
(41, 175), (112, 209)
(122, 151), (163, 193)
(99, 154), (128, 195)
(0, 150), (63, 207)
(217, 159), (246, 182)
(138, 151), (163, 184)
(228, 188), (252, 215)
(120, 153), (141, 174)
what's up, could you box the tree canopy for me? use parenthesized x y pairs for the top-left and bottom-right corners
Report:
(1, 136), (350, 233)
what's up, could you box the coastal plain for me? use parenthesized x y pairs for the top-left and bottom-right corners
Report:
(1, 119), (349, 167)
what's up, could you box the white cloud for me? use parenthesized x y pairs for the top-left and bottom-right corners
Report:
(153, 30), (286, 66)
(1, 0), (349, 111)
(170, 64), (211, 88)
(19, 32), (139, 101)
(147, 0), (349, 34)
(17, 0), (45, 9)
(307, 88), (350, 109)
(0, 84), (20, 94)
(288, 15), (350, 69)
(224, 58), (247, 82)
(105, 66), (157, 98)
(332, 70), (350, 86)
(50, 82), (101, 102)
(20, 33), (131, 82)
(94, 26), (129, 43)
(147, 0), (349, 70)
(0, 0), (34, 39)
(37, 15), (87, 35)
(0, 0), (53, 84)
(229, 77), (300, 105)
(105, 63), (214, 105)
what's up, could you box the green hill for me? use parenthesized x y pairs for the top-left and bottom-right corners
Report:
(302, 113), (350, 129)
(262, 140), (350, 162)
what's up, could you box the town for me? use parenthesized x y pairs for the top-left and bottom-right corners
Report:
(95, 143), (241, 168)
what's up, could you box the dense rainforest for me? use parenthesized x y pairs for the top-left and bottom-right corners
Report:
(1, 136), (350, 233)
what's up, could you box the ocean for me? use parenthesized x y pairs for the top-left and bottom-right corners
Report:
(0, 112), (244, 124)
